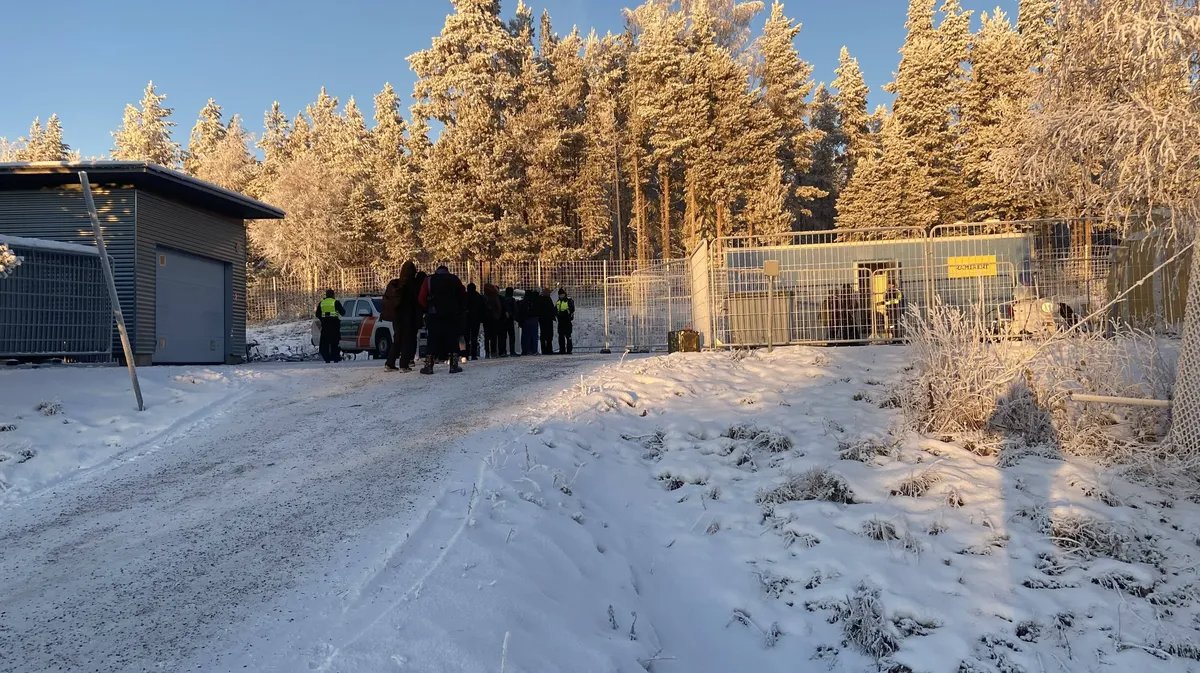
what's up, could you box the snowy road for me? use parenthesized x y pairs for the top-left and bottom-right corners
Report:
(0, 355), (608, 673)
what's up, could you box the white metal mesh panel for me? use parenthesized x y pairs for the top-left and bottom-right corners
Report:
(1170, 235), (1200, 452)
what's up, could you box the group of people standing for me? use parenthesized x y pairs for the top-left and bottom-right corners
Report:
(361, 262), (577, 375)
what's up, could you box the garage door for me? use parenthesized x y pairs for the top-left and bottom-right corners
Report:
(154, 248), (226, 364)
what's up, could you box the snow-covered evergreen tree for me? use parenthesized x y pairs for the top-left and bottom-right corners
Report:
(111, 81), (180, 167)
(370, 83), (422, 262)
(802, 84), (843, 230)
(756, 1), (824, 226)
(961, 9), (1038, 223)
(194, 114), (257, 194)
(185, 99), (225, 175)
(1016, 0), (1056, 70)
(832, 46), (869, 188)
(839, 0), (968, 234)
(409, 0), (525, 261)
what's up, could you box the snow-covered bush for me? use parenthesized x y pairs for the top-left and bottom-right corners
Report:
(903, 301), (1177, 470)
(0, 244), (22, 279)
(756, 468), (856, 505)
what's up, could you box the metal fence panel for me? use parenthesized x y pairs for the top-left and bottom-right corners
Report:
(0, 243), (112, 360)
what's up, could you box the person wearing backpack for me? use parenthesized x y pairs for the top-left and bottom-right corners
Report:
(417, 266), (467, 374)
(555, 287), (576, 355)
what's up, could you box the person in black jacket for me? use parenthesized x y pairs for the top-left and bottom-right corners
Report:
(555, 287), (576, 355)
(519, 288), (540, 356)
(314, 289), (345, 363)
(418, 266), (466, 374)
(464, 283), (486, 361)
(483, 283), (502, 358)
(538, 287), (556, 355)
(381, 261), (418, 371)
(500, 287), (517, 357)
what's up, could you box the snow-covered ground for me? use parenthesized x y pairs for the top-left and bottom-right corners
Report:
(3, 346), (1198, 672)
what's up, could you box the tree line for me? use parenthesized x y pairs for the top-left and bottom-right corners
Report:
(1, 0), (1194, 284)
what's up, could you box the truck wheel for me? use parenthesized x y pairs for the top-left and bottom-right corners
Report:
(375, 333), (393, 360)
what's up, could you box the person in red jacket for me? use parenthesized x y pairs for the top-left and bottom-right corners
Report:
(418, 265), (467, 374)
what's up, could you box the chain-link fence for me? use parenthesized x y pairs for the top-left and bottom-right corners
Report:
(248, 259), (648, 352)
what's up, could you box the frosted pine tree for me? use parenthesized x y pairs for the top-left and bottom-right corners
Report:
(756, 1), (824, 225)
(370, 83), (422, 262)
(582, 31), (632, 259)
(841, 0), (967, 234)
(409, 0), (525, 261)
(185, 99), (225, 175)
(250, 102), (290, 198)
(38, 115), (71, 161)
(626, 1), (692, 258)
(111, 81), (180, 167)
(960, 10), (1039, 224)
(802, 84), (843, 229)
(1016, 0), (1056, 70)
(832, 47), (869, 188)
(195, 114), (256, 193)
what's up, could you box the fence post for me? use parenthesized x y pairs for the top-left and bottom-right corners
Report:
(602, 260), (612, 354)
(537, 259), (544, 288)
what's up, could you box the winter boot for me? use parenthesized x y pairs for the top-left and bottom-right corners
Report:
(419, 356), (435, 375)
(449, 355), (463, 374)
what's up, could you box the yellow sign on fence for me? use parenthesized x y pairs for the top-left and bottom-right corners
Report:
(947, 255), (998, 279)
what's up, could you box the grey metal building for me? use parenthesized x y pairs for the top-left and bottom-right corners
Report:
(0, 162), (284, 364)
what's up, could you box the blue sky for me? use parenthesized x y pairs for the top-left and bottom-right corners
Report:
(2, 0), (1018, 158)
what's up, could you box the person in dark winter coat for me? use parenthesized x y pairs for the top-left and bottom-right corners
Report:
(418, 266), (466, 374)
(314, 289), (345, 363)
(483, 284), (502, 358)
(464, 283), (486, 360)
(519, 289), (541, 356)
(500, 287), (517, 357)
(381, 261), (418, 371)
(555, 287), (576, 355)
(538, 287), (556, 354)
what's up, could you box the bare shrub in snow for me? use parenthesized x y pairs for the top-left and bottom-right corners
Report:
(905, 301), (1178, 472)
(1048, 512), (1165, 568)
(945, 488), (965, 508)
(36, 401), (62, 417)
(756, 468), (856, 505)
(725, 424), (794, 453)
(842, 584), (900, 659)
(838, 438), (898, 463)
(862, 518), (899, 541)
(890, 469), (941, 497)
(782, 529), (820, 549)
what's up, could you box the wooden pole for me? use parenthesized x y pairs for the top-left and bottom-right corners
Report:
(79, 172), (143, 412)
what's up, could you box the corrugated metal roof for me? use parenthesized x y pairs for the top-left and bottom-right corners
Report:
(0, 161), (285, 220)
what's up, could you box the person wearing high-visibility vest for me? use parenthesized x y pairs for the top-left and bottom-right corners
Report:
(555, 288), (576, 355)
(881, 281), (905, 340)
(314, 289), (346, 363)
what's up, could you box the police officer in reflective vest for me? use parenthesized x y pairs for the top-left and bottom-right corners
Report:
(555, 288), (576, 355)
(315, 289), (346, 363)
(882, 281), (904, 340)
